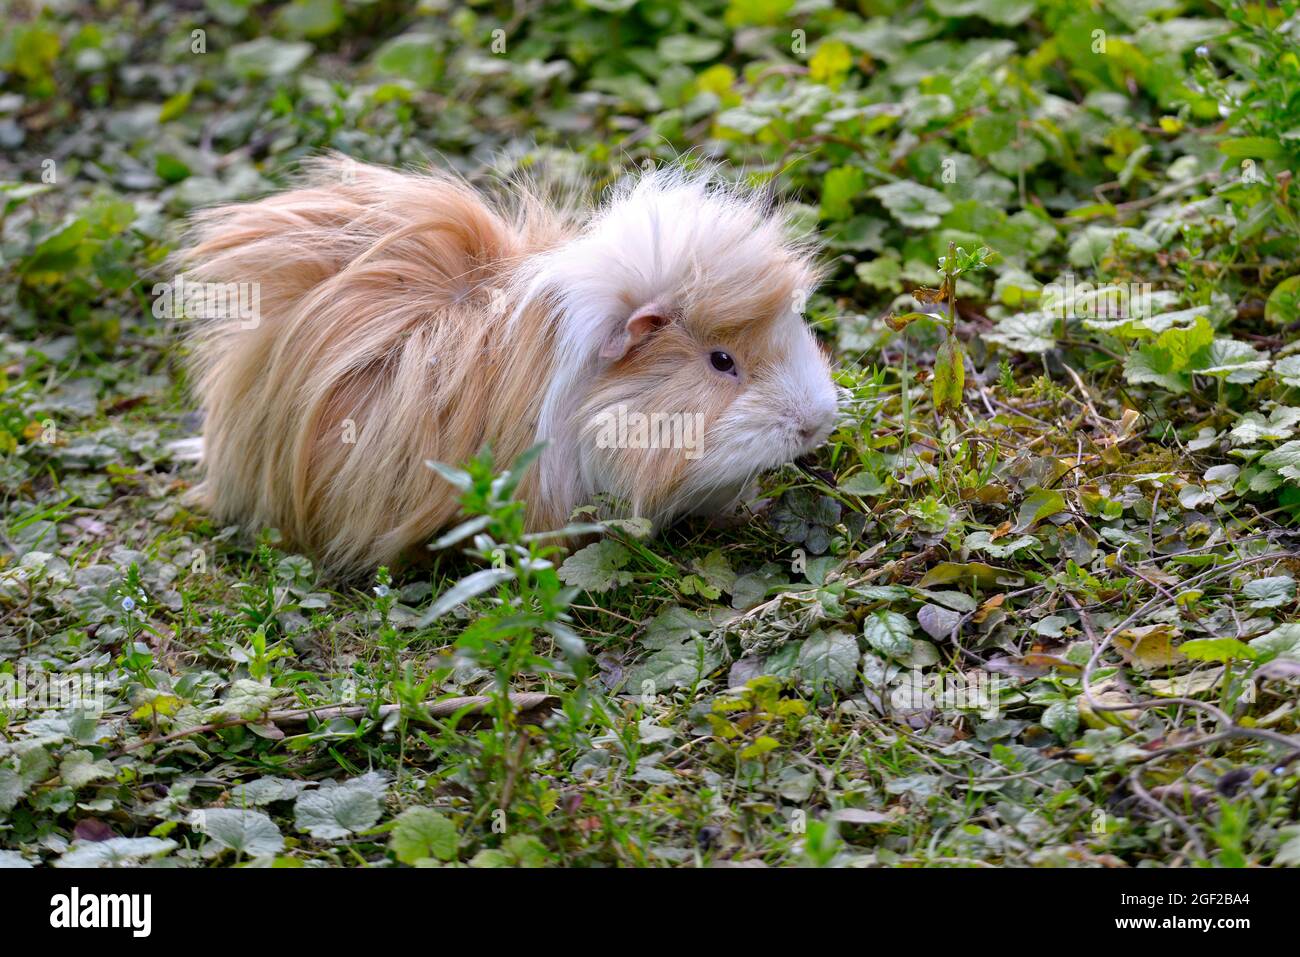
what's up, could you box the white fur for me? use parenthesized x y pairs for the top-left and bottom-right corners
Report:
(511, 167), (837, 521)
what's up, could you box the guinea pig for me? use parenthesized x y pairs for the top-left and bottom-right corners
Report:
(175, 156), (840, 575)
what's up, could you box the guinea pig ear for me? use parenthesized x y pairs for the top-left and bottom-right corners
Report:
(599, 303), (670, 360)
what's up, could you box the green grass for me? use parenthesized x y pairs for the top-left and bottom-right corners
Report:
(2, 0), (1299, 868)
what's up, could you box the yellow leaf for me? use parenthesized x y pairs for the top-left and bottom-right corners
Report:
(1113, 623), (1183, 671)
(739, 735), (780, 759)
(132, 694), (183, 720)
(1077, 680), (1139, 729)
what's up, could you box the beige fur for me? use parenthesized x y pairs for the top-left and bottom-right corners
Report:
(176, 156), (839, 576)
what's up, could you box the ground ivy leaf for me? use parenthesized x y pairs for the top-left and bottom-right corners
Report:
(558, 541), (633, 592)
(294, 773), (389, 840)
(1243, 575), (1295, 609)
(863, 610), (913, 657)
(226, 38), (312, 79)
(206, 679), (279, 723)
(1041, 700), (1079, 741)
(983, 311), (1057, 353)
(642, 604), (715, 648)
(795, 629), (860, 691)
(963, 530), (1040, 557)
(625, 638), (723, 691)
(229, 777), (311, 806)
(59, 750), (115, 789)
(193, 808), (284, 857)
(1260, 441), (1300, 481)
(54, 837), (177, 868)
(1194, 337), (1270, 383)
(1273, 355), (1300, 388)
(0, 768), (26, 813)
(870, 180), (953, 228)
(692, 549), (737, 594)
(389, 806), (458, 864)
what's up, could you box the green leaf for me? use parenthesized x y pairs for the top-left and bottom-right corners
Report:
(468, 848), (511, 867)
(1260, 441), (1300, 481)
(389, 806), (458, 864)
(194, 808), (285, 857)
(155, 153), (191, 184)
(863, 610), (913, 657)
(716, 107), (771, 136)
(625, 638), (723, 691)
(657, 35), (723, 64)
(1178, 638), (1258, 663)
(821, 166), (867, 221)
(372, 34), (441, 87)
(0, 768), (26, 813)
(1273, 356), (1300, 388)
(1230, 406), (1300, 445)
(809, 40), (853, 87)
(1242, 575), (1295, 609)
(294, 773), (389, 840)
(417, 567), (516, 625)
(1250, 623), (1300, 661)
(1265, 274), (1300, 327)
(466, 835), (549, 867)
(692, 549), (737, 594)
(966, 113), (1017, 155)
(983, 312), (1057, 354)
(1217, 136), (1285, 159)
(1194, 338), (1270, 383)
(725, 0), (796, 28)
(1015, 487), (1066, 531)
(59, 750), (115, 789)
(870, 181), (953, 229)
(55, 837), (177, 868)
(1041, 700), (1079, 741)
(930, 0), (1037, 27)
(226, 38), (312, 79)
(963, 530), (1040, 557)
(917, 603), (961, 639)
(228, 777), (311, 806)
(840, 472), (887, 496)
(158, 90), (192, 123)
(205, 679), (278, 722)
(855, 254), (903, 293)
(917, 561), (1010, 588)
(557, 541), (633, 592)
(278, 0), (345, 38)
(795, 629), (860, 691)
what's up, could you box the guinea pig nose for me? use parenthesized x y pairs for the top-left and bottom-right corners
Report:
(797, 405), (838, 443)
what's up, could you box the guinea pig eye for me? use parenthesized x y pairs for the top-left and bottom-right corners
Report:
(709, 350), (737, 375)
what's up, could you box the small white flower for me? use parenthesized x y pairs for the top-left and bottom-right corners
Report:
(1195, 45), (1209, 57)
(373, 585), (390, 598)
(121, 596), (136, 612)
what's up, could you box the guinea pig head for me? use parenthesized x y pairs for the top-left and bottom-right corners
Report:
(524, 167), (840, 526)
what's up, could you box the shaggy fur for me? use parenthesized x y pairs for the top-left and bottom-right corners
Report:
(177, 156), (839, 574)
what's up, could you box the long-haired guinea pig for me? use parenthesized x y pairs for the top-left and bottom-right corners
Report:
(175, 156), (841, 575)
